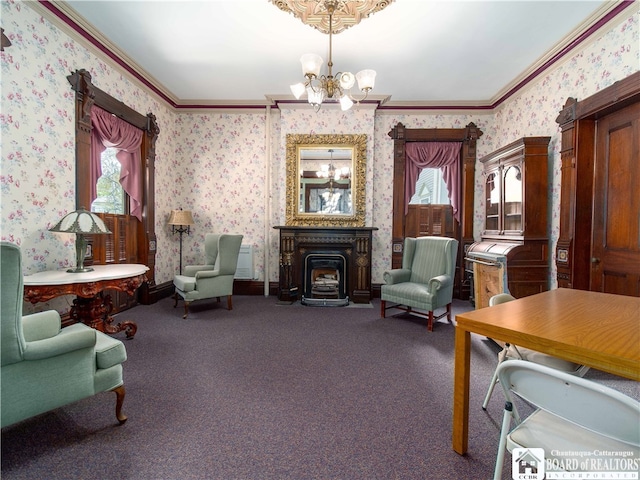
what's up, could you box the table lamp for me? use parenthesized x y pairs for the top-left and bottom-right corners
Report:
(49, 208), (111, 273)
(168, 208), (194, 274)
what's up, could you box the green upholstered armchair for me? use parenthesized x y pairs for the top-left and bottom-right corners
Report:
(173, 233), (243, 319)
(381, 236), (459, 331)
(1, 242), (128, 428)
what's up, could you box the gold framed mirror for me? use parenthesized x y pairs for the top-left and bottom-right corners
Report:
(285, 133), (367, 227)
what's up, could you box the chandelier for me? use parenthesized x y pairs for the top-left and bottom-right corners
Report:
(289, 0), (376, 111)
(316, 149), (351, 190)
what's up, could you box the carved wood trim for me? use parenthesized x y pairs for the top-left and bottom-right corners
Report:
(387, 122), (483, 299)
(67, 69), (159, 303)
(24, 273), (147, 304)
(555, 72), (640, 290)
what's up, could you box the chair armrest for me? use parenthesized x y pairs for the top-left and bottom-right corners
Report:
(195, 269), (221, 280)
(22, 310), (62, 342)
(429, 274), (452, 292)
(23, 325), (96, 361)
(383, 269), (412, 284)
(182, 264), (215, 277)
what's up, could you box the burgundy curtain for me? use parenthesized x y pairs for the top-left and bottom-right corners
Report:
(90, 106), (144, 221)
(405, 142), (462, 222)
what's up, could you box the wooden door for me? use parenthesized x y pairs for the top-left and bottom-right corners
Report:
(591, 102), (640, 296)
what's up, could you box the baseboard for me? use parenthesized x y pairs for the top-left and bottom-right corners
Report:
(153, 281), (177, 301)
(153, 280), (279, 300)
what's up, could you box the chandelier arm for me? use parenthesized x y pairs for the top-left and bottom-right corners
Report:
(347, 87), (372, 104)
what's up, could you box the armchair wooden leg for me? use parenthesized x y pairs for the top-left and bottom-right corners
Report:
(183, 301), (190, 319)
(227, 295), (233, 310)
(173, 292), (179, 308)
(427, 311), (434, 332)
(112, 385), (127, 424)
(446, 303), (452, 323)
(380, 300), (386, 318)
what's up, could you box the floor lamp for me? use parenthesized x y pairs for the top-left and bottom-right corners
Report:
(168, 209), (194, 275)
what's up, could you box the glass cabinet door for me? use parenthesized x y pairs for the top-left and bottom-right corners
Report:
(503, 165), (523, 232)
(485, 172), (500, 231)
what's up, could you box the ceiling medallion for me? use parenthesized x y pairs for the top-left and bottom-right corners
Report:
(270, 0), (394, 35)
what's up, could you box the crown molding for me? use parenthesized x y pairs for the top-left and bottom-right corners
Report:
(30, 1), (180, 107)
(488, 0), (636, 107)
(26, 0), (638, 113)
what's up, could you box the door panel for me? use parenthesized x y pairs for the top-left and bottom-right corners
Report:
(591, 102), (640, 296)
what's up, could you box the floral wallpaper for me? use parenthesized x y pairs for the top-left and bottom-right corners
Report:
(490, 10), (639, 286)
(171, 112), (268, 280)
(1, 0), (638, 315)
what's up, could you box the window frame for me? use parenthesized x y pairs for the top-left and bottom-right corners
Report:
(68, 68), (159, 303)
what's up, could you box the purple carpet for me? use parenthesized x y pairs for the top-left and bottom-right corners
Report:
(2, 295), (637, 479)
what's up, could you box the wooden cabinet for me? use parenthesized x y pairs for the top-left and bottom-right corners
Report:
(483, 153), (526, 236)
(468, 137), (550, 299)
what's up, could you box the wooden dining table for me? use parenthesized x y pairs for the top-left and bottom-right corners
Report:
(452, 288), (640, 455)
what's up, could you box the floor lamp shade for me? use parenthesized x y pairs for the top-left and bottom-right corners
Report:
(168, 210), (194, 231)
(49, 208), (111, 273)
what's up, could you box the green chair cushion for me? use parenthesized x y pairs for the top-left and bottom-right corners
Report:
(174, 275), (196, 292)
(95, 330), (127, 370)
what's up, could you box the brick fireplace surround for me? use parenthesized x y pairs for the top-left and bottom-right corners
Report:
(274, 226), (377, 305)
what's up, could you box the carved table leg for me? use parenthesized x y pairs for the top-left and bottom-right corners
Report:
(70, 293), (138, 339)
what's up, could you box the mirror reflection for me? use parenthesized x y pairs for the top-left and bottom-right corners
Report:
(299, 148), (352, 215)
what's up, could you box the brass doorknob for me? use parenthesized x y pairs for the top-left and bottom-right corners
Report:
(591, 257), (600, 264)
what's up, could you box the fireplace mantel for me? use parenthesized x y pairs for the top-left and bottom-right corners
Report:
(274, 226), (377, 304)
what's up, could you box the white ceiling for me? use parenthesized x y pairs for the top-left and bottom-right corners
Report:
(61, 0), (615, 107)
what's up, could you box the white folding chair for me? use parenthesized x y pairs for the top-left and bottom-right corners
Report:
(492, 360), (640, 480)
(482, 293), (590, 409)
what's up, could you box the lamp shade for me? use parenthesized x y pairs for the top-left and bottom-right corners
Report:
(49, 208), (111, 273)
(306, 87), (325, 106)
(300, 54), (323, 77)
(290, 82), (306, 99)
(49, 208), (110, 234)
(168, 209), (194, 226)
(339, 72), (356, 90)
(339, 94), (354, 111)
(356, 69), (376, 91)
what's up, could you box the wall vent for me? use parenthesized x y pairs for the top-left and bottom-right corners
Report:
(235, 244), (254, 280)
